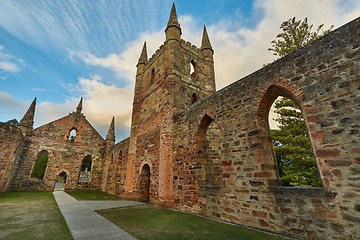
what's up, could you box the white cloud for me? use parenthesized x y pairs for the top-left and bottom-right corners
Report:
(0, 61), (21, 72)
(0, 45), (24, 75)
(208, 0), (360, 89)
(69, 30), (165, 83)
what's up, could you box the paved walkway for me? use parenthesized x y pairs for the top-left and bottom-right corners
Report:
(53, 191), (143, 240)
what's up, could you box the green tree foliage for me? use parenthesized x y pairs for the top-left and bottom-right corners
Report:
(269, 17), (332, 187)
(271, 98), (321, 187)
(31, 151), (49, 180)
(269, 17), (333, 58)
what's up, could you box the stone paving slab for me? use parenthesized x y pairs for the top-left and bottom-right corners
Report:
(53, 191), (139, 240)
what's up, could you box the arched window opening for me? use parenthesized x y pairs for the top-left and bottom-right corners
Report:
(140, 164), (150, 202)
(195, 115), (221, 187)
(55, 171), (67, 191)
(31, 150), (49, 180)
(190, 60), (197, 77)
(151, 68), (155, 85)
(68, 128), (77, 142)
(269, 96), (322, 187)
(79, 155), (92, 183)
(191, 93), (198, 104)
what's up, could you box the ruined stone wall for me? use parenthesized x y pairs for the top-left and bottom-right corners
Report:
(106, 138), (129, 196)
(172, 17), (360, 240)
(0, 123), (24, 193)
(9, 112), (105, 192)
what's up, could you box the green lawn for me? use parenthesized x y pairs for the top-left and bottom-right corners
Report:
(0, 192), (72, 240)
(66, 190), (119, 200)
(98, 205), (284, 240)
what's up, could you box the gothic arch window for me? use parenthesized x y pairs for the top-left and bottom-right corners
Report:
(194, 114), (221, 188)
(259, 84), (322, 187)
(31, 150), (49, 180)
(191, 93), (198, 104)
(190, 60), (197, 78)
(68, 128), (77, 142)
(78, 155), (92, 182)
(151, 68), (155, 85)
(140, 164), (151, 202)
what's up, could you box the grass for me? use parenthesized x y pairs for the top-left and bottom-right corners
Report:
(66, 190), (119, 200)
(0, 192), (72, 240)
(98, 205), (284, 240)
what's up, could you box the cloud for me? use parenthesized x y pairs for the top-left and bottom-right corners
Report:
(0, 61), (21, 72)
(69, 30), (165, 84)
(0, 45), (24, 75)
(207, 0), (360, 89)
(0, 92), (34, 124)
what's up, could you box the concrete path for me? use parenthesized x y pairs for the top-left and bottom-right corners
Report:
(53, 191), (143, 240)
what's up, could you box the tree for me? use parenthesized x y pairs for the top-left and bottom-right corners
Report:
(269, 17), (333, 58)
(269, 17), (332, 187)
(31, 151), (49, 180)
(271, 98), (321, 187)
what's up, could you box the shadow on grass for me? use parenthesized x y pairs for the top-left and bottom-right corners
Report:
(98, 205), (285, 240)
(0, 192), (72, 240)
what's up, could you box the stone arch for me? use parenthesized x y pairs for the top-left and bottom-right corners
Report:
(257, 79), (304, 126)
(30, 150), (49, 180)
(139, 163), (151, 202)
(78, 155), (92, 183)
(53, 169), (70, 191)
(257, 80), (323, 187)
(194, 114), (222, 187)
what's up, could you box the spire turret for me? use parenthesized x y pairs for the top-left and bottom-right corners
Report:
(106, 116), (115, 148)
(165, 3), (181, 41)
(76, 97), (83, 114)
(201, 25), (214, 55)
(137, 42), (148, 65)
(19, 97), (36, 135)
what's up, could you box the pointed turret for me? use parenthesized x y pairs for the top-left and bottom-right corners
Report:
(201, 25), (213, 51)
(138, 42), (148, 65)
(18, 97), (36, 135)
(137, 42), (148, 75)
(201, 25), (214, 57)
(165, 3), (181, 41)
(106, 116), (115, 148)
(76, 97), (83, 114)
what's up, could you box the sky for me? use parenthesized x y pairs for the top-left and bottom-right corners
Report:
(1, 0), (359, 142)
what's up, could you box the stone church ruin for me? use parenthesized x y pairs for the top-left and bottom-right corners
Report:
(1, 4), (359, 240)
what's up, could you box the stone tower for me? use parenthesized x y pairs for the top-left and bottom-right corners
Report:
(124, 3), (216, 203)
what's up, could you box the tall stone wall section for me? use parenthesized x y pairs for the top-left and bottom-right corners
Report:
(105, 137), (130, 196)
(171, 17), (360, 239)
(0, 123), (24, 193)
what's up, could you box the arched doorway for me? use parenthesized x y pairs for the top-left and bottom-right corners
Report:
(139, 164), (150, 202)
(54, 171), (67, 191)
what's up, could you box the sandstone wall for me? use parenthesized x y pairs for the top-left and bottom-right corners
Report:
(0, 123), (24, 193)
(9, 112), (105, 192)
(172, 17), (360, 239)
(106, 137), (130, 196)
